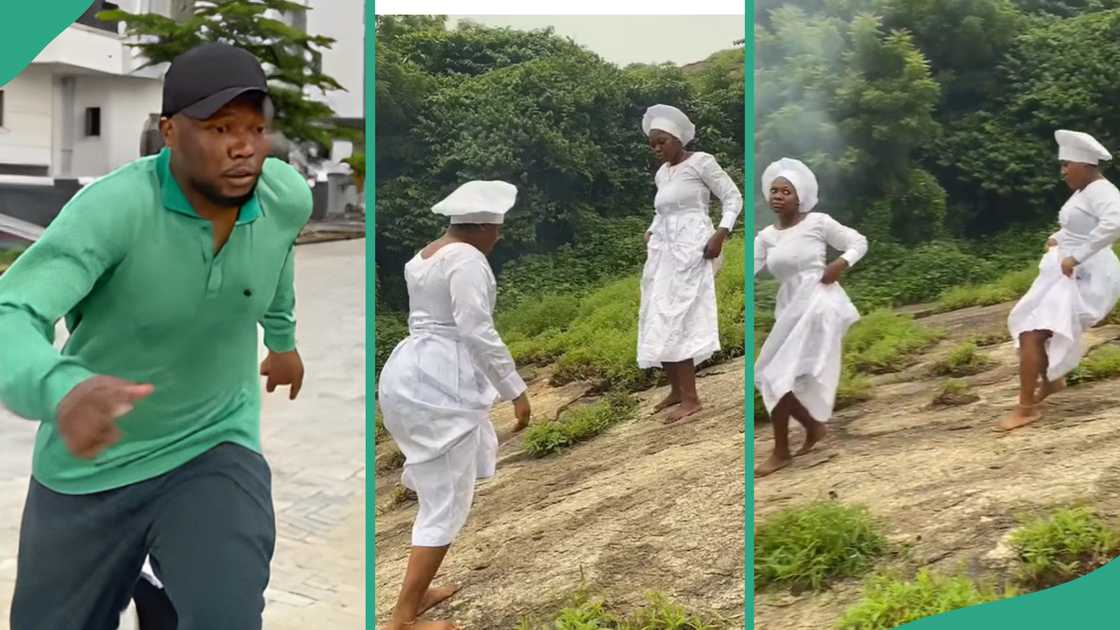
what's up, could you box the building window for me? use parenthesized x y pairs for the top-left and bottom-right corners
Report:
(85, 107), (102, 137)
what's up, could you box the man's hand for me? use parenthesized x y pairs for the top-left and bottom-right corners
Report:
(1061, 256), (1078, 278)
(821, 258), (850, 285)
(645, 231), (652, 244)
(512, 393), (532, 432)
(703, 229), (730, 260)
(57, 376), (154, 459)
(261, 350), (305, 400)
(1046, 237), (1058, 251)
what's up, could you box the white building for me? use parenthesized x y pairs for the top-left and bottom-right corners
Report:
(0, 0), (364, 182)
(0, 1), (167, 180)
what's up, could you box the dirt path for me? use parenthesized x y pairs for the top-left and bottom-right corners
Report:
(374, 364), (746, 629)
(753, 302), (1120, 630)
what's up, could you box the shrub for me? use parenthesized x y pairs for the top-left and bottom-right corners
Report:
(931, 342), (995, 377)
(755, 501), (887, 591)
(523, 391), (639, 457)
(845, 310), (942, 374)
(515, 591), (718, 630)
(932, 379), (979, 407)
(1067, 345), (1120, 386)
(1010, 507), (1120, 590)
(838, 570), (1003, 630)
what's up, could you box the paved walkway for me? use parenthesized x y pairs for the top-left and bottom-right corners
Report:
(0, 238), (366, 629)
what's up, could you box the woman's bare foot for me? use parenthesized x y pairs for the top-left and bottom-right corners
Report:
(994, 404), (1042, 432)
(652, 393), (682, 413)
(795, 422), (827, 455)
(1035, 378), (1066, 403)
(664, 401), (703, 424)
(754, 453), (792, 477)
(418, 585), (460, 616)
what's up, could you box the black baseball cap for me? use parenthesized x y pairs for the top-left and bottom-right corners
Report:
(161, 43), (269, 120)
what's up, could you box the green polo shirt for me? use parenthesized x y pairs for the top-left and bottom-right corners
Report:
(0, 148), (311, 494)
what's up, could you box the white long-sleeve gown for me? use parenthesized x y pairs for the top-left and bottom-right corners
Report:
(1008, 179), (1120, 381)
(637, 152), (743, 368)
(754, 213), (868, 422)
(378, 243), (526, 547)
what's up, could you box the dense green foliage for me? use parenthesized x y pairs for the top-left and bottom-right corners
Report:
(376, 16), (744, 313)
(1009, 507), (1120, 589)
(838, 570), (1004, 630)
(756, 501), (888, 591)
(755, 2), (1120, 324)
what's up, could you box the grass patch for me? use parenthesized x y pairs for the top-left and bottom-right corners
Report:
(838, 570), (1003, 630)
(931, 342), (995, 377)
(969, 331), (1012, 347)
(932, 379), (979, 407)
(835, 369), (873, 410)
(755, 501), (887, 592)
(515, 591), (719, 630)
(1009, 507), (1120, 590)
(523, 390), (639, 457)
(844, 310), (943, 374)
(520, 239), (745, 390)
(935, 267), (1037, 313)
(1067, 345), (1120, 386)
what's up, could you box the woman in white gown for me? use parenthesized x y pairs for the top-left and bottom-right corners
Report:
(638, 104), (743, 424)
(753, 158), (868, 477)
(378, 180), (532, 630)
(1001, 130), (1120, 431)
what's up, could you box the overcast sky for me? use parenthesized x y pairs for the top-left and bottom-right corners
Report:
(447, 15), (744, 67)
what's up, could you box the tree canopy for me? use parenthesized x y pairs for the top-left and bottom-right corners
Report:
(376, 16), (745, 309)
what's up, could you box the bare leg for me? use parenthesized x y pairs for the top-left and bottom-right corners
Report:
(653, 365), (682, 413)
(1035, 338), (1065, 401)
(997, 330), (1047, 432)
(385, 546), (459, 630)
(665, 360), (703, 423)
(788, 397), (827, 455)
(755, 395), (795, 477)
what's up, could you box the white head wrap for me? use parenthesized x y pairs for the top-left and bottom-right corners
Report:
(642, 104), (696, 146)
(432, 180), (518, 224)
(762, 157), (819, 214)
(1055, 129), (1112, 165)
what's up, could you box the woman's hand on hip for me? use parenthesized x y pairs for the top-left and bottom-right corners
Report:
(703, 229), (730, 259)
(1046, 237), (1058, 251)
(821, 259), (849, 285)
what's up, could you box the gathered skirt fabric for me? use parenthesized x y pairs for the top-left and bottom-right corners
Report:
(1008, 247), (1120, 382)
(755, 279), (860, 422)
(377, 333), (500, 547)
(637, 212), (722, 369)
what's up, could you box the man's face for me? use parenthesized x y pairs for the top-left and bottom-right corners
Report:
(161, 95), (271, 207)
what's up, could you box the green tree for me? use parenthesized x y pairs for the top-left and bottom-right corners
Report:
(756, 8), (942, 240)
(936, 9), (1120, 235)
(879, 0), (1026, 114)
(99, 0), (348, 151)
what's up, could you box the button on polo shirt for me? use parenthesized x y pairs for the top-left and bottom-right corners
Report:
(0, 148), (312, 494)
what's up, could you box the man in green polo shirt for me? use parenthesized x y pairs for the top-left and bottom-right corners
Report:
(0, 43), (312, 629)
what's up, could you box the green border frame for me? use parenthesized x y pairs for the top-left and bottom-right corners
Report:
(744, 2), (756, 630)
(367, 2), (377, 628)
